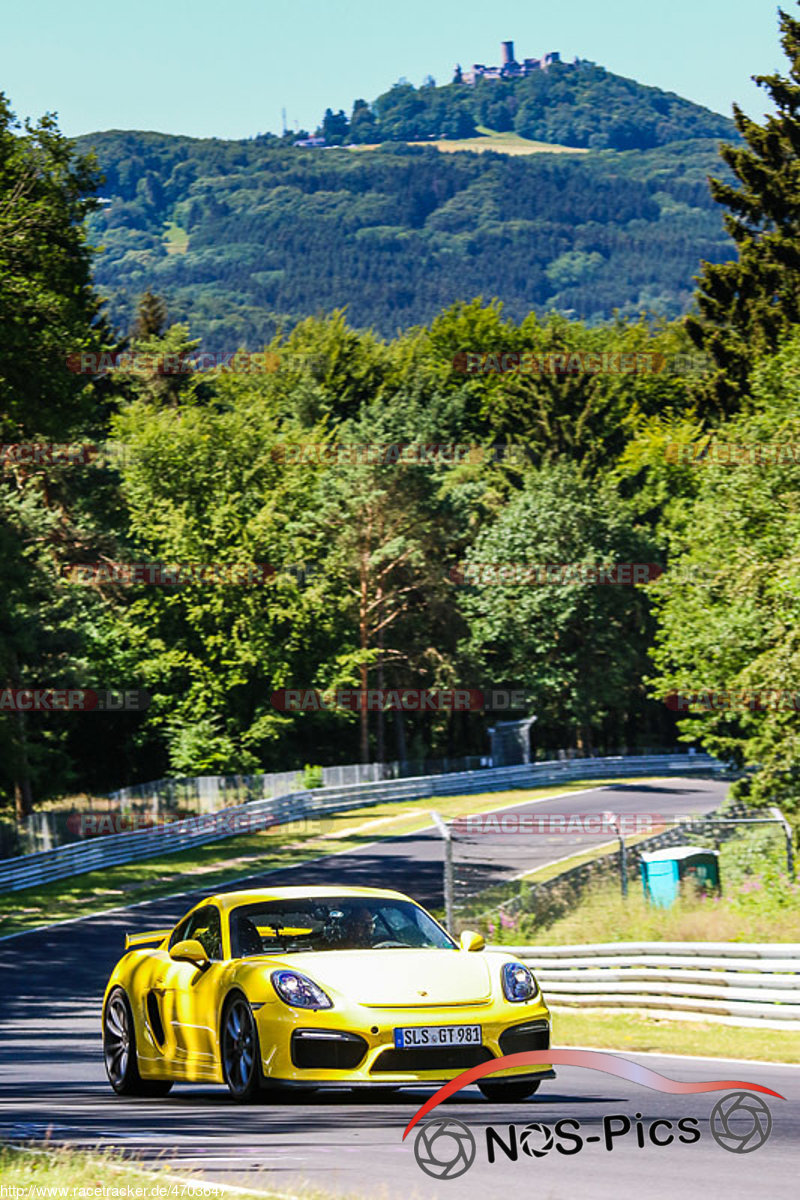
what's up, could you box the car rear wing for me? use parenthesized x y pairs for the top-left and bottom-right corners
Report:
(125, 928), (171, 950)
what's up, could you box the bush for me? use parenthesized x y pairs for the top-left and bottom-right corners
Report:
(301, 764), (324, 789)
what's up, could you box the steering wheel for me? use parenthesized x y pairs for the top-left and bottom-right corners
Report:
(372, 939), (408, 948)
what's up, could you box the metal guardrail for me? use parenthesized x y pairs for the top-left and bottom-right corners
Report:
(0, 753), (722, 895)
(107, 755), (488, 810)
(502, 941), (800, 1027)
(23, 756), (495, 855)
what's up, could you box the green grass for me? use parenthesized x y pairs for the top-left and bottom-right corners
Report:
(349, 126), (589, 157)
(483, 872), (800, 944)
(481, 825), (800, 945)
(1, 778), (643, 938)
(163, 220), (189, 254)
(556, 1008), (800, 1062)
(0, 1144), (344, 1198)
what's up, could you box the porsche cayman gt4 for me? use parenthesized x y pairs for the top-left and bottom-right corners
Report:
(102, 885), (553, 1102)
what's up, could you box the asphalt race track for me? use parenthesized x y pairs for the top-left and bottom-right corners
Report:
(1, 775), (798, 1198)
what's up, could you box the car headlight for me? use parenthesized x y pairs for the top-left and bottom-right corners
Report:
(502, 961), (538, 1002)
(271, 969), (332, 1009)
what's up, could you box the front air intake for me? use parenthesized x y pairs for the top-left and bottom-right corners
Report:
(371, 1045), (493, 1072)
(291, 1029), (368, 1070)
(498, 1020), (550, 1055)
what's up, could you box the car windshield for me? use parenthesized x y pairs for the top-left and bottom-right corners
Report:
(229, 896), (456, 956)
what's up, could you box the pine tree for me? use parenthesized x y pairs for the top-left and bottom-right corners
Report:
(133, 289), (168, 338)
(687, 6), (800, 414)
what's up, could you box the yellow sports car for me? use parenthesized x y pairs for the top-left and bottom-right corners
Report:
(102, 885), (553, 1102)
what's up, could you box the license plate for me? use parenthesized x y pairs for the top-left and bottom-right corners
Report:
(393, 1024), (482, 1048)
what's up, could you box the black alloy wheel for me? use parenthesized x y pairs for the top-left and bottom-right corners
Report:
(103, 986), (173, 1096)
(221, 994), (263, 1101)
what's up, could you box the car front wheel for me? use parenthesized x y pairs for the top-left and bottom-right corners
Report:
(221, 994), (263, 1101)
(103, 987), (173, 1097)
(478, 1079), (541, 1102)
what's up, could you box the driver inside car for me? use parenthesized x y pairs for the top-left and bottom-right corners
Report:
(340, 905), (375, 948)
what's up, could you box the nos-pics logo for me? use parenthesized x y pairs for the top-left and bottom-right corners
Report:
(404, 1050), (782, 1180)
(414, 1118), (476, 1180)
(413, 1096), (773, 1178)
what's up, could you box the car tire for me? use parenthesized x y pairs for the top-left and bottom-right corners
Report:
(104, 986), (173, 1097)
(477, 1079), (541, 1102)
(221, 993), (264, 1102)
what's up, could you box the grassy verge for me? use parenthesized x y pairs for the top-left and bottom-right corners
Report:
(480, 827), (800, 944)
(0, 1144), (338, 1198)
(555, 1008), (800, 1063)
(557, 882), (800, 942)
(1, 777), (646, 938)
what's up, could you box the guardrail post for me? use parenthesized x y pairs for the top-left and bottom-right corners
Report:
(604, 811), (627, 898)
(430, 811), (454, 933)
(770, 805), (796, 878)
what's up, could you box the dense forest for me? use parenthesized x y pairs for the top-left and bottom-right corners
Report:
(75, 131), (735, 347)
(3, 12), (800, 842)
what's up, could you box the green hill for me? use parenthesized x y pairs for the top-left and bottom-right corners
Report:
(74, 60), (737, 347)
(352, 60), (735, 151)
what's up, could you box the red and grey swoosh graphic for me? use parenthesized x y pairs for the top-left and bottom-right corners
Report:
(402, 1048), (785, 1139)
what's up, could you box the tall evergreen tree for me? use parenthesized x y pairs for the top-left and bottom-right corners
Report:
(687, 7), (800, 414)
(132, 289), (167, 338)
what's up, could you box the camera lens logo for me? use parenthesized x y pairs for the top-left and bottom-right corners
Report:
(414, 1117), (476, 1179)
(520, 1122), (554, 1157)
(710, 1092), (772, 1153)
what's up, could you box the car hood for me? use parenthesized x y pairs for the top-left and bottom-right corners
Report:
(269, 948), (493, 1006)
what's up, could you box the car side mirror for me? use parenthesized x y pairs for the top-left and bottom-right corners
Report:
(459, 930), (485, 952)
(169, 938), (210, 967)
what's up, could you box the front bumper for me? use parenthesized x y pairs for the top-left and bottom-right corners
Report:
(255, 999), (552, 1087)
(264, 1069), (558, 1091)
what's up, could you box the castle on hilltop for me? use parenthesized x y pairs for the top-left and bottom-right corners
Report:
(456, 41), (563, 85)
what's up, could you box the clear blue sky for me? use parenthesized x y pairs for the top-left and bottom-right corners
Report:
(0, 0), (787, 139)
